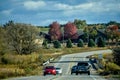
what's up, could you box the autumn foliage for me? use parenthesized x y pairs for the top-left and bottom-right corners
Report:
(108, 25), (118, 31)
(48, 22), (62, 40)
(64, 22), (78, 39)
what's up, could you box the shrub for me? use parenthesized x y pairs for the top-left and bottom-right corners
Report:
(53, 40), (61, 48)
(97, 37), (105, 47)
(66, 39), (72, 48)
(113, 47), (120, 66)
(88, 39), (96, 47)
(42, 39), (48, 49)
(77, 39), (84, 47)
(106, 62), (120, 74)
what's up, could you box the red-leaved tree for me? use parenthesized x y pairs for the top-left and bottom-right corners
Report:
(64, 22), (78, 39)
(48, 22), (62, 40)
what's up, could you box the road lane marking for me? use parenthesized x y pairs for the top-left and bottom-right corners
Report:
(66, 57), (75, 74)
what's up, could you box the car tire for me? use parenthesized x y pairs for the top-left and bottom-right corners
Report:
(76, 72), (78, 75)
(88, 71), (90, 75)
(71, 72), (73, 75)
(43, 73), (46, 76)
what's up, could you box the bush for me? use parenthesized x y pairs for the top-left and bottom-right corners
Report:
(66, 39), (72, 48)
(42, 39), (48, 49)
(113, 47), (120, 66)
(97, 37), (105, 47)
(88, 39), (96, 47)
(106, 62), (120, 74)
(53, 40), (61, 48)
(77, 39), (84, 47)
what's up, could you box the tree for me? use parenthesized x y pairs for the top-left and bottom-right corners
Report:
(48, 22), (62, 40)
(88, 39), (96, 47)
(77, 39), (84, 47)
(64, 22), (78, 39)
(113, 47), (120, 66)
(5, 22), (39, 54)
(66, 39), (72, 48)
(89, 29), (98, 40)
(42, 39), (48, 49)
(74, 19), (87, 29)
(97, 37), (105, 47)
(82, 32), (89, 43)
(0, 27), (7, 55)
(53, 40), (61, 48)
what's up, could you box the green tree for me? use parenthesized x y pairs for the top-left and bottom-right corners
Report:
(42, 39), (48, 49)
(88, 39), (96, 47)
(74, 19), (87, 29)
(82, 32), (89, 43)
(97, 37), (105, 47)
(5, 22), (39, 54)
(53, 40), (61, 48)
(66, 39), (72, 48)
(89, 29), (98, 40)
(77, 39), (84, 47)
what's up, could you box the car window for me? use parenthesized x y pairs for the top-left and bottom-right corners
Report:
(45, 66), (54, 69)
(77, 62), (88, 66)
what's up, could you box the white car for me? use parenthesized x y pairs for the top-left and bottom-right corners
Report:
(55, 67), (62, 75)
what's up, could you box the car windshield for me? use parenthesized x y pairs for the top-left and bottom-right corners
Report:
(72, 66), (77, 69)
(77, 62), (88, 66)
(45, 66), (54, 69)
(56, 68), (60, 69)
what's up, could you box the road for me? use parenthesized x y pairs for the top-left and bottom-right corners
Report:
(6, 49), (113, 80)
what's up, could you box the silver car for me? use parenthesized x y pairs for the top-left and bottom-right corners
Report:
(55, 68), (62, 75)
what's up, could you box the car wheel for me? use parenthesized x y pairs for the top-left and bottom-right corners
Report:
(71, 72), (73, 75)
(76, 72), (78, 75)
(88, 71), (90, 75)
(43, 73), (46, 76)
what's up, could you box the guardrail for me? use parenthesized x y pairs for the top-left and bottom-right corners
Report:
(42, 58), (54, 66)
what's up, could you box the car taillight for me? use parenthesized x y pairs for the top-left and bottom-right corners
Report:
(52, 70), (56, 72)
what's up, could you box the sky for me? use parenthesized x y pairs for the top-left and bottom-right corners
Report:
(0, 0), (120, 26)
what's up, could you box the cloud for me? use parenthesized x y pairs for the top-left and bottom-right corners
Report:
(54, 1), (120, 16)
(1, 9), (12, 15)
(54, 2), (93, 10)
(23, 1), (46, 10)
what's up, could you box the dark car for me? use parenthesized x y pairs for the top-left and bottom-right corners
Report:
(43, 66), (56, 76)
(76, 61), (91, 75)
(71, 65), (77, 74)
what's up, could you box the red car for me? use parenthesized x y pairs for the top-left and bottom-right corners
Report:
(43, 66), (56, 76)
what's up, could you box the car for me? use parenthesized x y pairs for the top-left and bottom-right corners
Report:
(55, 67), (62, 75)
(43, 66), (56, 76)
(76, 61), (91, 75)
(71, 65), (77, 74)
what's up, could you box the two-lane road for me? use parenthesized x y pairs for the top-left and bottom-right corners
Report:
(7, 49), (112, 80)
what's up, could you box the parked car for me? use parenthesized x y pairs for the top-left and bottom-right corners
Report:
(71, 65), (77, 74)
(43, 66), (56, 76)
(55, 67), (62, 75)
(76, 61), (91, 75)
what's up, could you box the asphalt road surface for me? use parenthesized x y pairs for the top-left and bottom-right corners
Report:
(6, 49), (113, 80)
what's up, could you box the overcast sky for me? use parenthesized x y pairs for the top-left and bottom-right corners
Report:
(0, 0), (120, 26)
